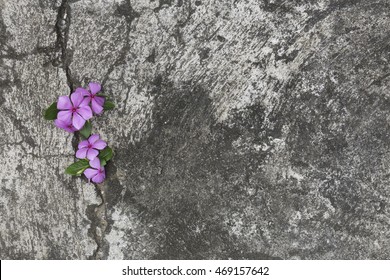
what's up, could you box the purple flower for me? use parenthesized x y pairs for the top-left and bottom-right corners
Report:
(54, 119), (77, 133)
(84, 157), (105, 183)
(75, 82), (105, 115)
(76, 134), (107, 160)
(56, 91), (93, 130)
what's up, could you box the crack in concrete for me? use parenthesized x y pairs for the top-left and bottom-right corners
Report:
(88, 184), (109, 259)
(55, 0), (74, 92)
(53, 0), (109, 259)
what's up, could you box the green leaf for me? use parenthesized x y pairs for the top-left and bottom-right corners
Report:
(65, 159), (90, 176)
(100, 159), (107, 166)
(79, 121), (92, 139)
(98, 147), (113, 162)
(103, 101), (115, 111)
(44, 102), (58, 120)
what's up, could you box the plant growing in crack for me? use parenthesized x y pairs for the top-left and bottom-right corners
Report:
(44, 82), (115, 183)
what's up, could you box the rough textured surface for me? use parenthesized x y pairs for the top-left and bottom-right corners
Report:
(1, 0), (390, 259)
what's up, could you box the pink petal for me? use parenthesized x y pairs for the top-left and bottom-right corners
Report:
(54, 119), (67, 129)
(92, 172), (105, 183)
(78, 140), (89, 149)
(91, 99), (103, 114)
(57, 110), (72, 123)
(57, 96), (72, 110)
(89, 157), (101, 169)
(65, 127), (76, 133)
(92, 140), (107, 150)
(89, 82), (101, 95)
(77, 106), (93, 120)
(94, 96), (105, 106)
(87, 148), (99, 160)
(72, 112), (86, 130)
(76, 147), (88, 159)
(88, 134), (100, 144)
(74, 87), (89, 97)
(84, 168), (98, 180)
(54, 119), (75, 133)
(79, 96), (91, 107)
(65, 126), (76, 133)
(70, 91), (84, 107)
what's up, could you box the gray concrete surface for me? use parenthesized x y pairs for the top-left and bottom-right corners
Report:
(1, 0), (390, 259)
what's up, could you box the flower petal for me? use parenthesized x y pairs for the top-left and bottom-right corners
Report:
(65, 126), (76, 133)
(74, 87), (89, 97)
(79, 96), (91, 107)
(91, 99), (103, 114)
(89, 82), (101, 95)
(77, 106), (93, 120)
(57, 110), (72, 123)
(78, 140), (89, 149)
(88, 134), (100, 144)
(92, 140), (107, 150)
(94, 96), (105, 106)
(54, 119), (67, 129)
(92, 172), (105, 183)
(89, 157), (101, 169)
(57, 96), (72, 110)
(54, 119), (75, 133)
(70, 91), (84, 107)
(87, 148), (99, 161)
(84, 168), (98, 180)
(76, 147), (88, 159)
(72, 112), (86, 130)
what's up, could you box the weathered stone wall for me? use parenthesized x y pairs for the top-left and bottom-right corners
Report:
(1, 0), (390, 259)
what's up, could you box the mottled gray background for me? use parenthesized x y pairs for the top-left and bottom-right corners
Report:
(1, 0), (390, 260)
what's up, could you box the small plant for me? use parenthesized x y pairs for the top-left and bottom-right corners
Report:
(44, 82), (115, 183)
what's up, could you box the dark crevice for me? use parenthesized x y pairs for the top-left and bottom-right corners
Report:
(54, 0), (108, 259)
(55, 0), (79, 161)
(55, 0), (74, 92)
(87, 184), (109, 259)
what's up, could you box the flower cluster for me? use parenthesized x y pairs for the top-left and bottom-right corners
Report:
(44, 82), (115, 184)
(54, 82), (104, 132)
